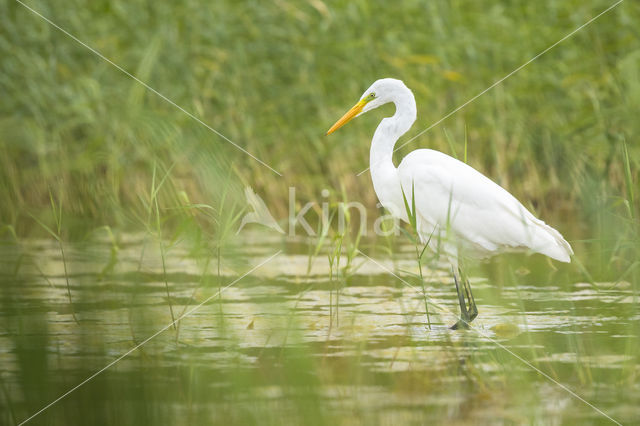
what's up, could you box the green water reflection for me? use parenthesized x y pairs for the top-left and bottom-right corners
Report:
(0, 236), (638, 425)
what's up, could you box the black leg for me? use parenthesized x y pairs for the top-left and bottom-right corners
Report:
(461, 268), (478, 321)
(450, 268), (478, 329)
(450, 269), (470, 330)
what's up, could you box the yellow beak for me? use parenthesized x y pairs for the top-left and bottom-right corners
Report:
(326, 98), (368, 135)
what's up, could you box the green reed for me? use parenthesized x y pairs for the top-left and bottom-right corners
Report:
(1, 0), (639, 425)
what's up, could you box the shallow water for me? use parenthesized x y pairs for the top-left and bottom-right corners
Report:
(0, 235), (638, 425)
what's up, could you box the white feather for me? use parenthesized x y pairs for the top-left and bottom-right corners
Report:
(362, 78), (572, 266)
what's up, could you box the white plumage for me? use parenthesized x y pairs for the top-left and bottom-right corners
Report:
(327, 78), (573, 328)
(396, 148), (573, 265)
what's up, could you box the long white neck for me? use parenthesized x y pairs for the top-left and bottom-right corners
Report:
(369, 86), (417, 208)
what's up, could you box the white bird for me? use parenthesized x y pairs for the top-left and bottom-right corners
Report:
(327, 78), (573, 329)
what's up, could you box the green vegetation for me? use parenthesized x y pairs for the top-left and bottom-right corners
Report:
(1, 0), (639, 424)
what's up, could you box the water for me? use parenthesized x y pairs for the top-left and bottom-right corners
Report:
(0, 234), (638, 425)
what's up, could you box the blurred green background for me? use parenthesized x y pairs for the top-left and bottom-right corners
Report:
(1, 0), (639, 425)
(1, 0), (638, 234)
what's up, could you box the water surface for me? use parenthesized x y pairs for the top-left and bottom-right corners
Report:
(0, 235), (637, 425)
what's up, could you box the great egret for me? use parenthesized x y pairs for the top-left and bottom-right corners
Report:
(327, 78), (573, 329)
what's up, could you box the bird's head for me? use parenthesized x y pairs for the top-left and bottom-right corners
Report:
(326, 78), (408, 135)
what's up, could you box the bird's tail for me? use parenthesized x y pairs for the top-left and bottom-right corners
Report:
(531, 219), (573, 263)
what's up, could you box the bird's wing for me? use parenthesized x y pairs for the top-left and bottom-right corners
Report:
(397, 149), (572, 262)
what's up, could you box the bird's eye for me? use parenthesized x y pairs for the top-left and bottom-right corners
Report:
(369, 93), (376, 99)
